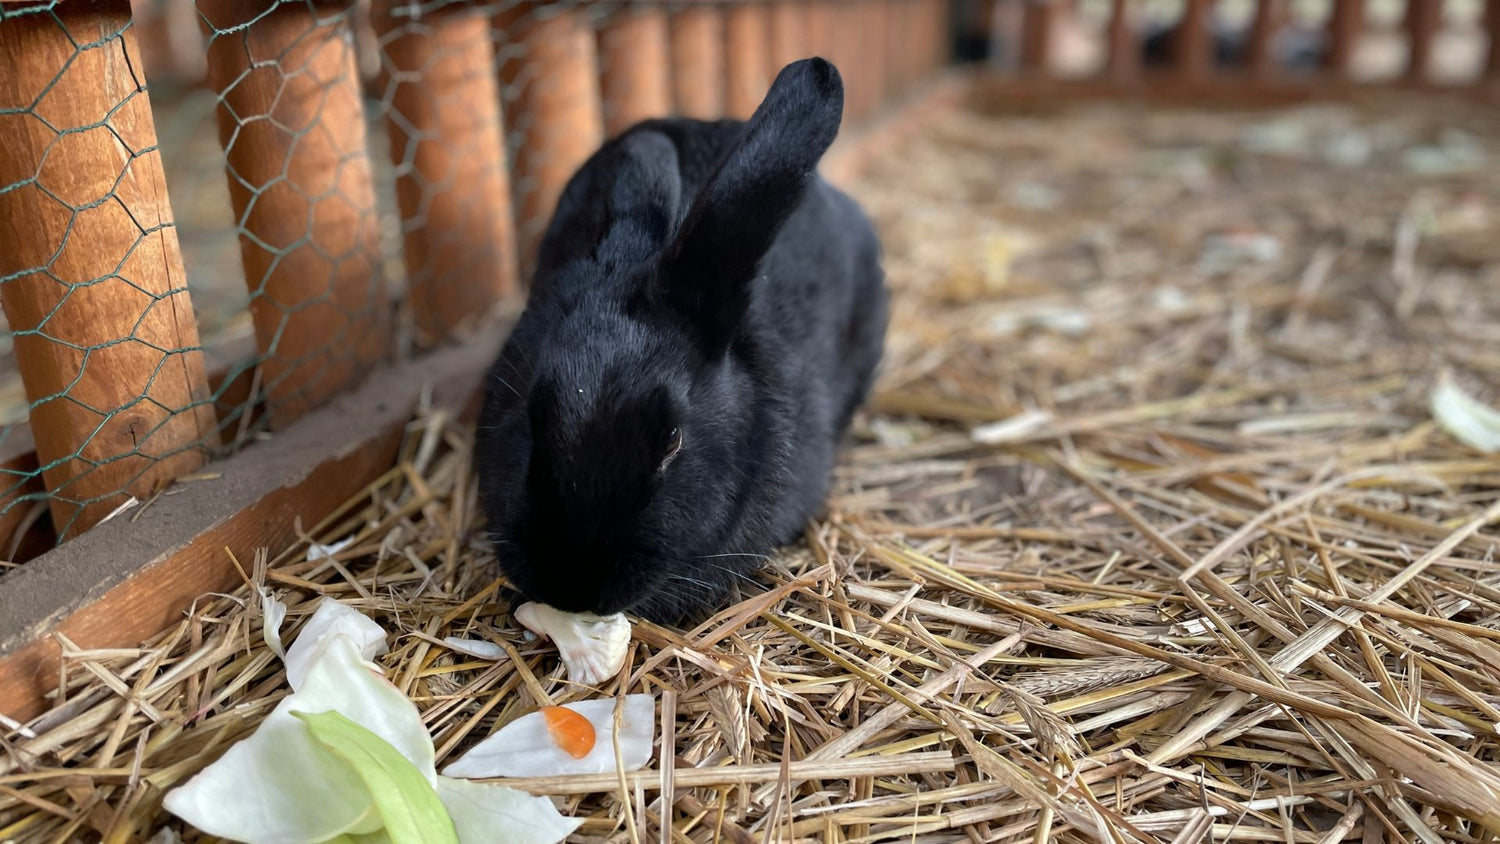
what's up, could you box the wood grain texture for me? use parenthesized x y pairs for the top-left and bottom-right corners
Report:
(373, 0), (519, 346)
(0, 0), (218, 538)
(201, 0), (388, 426)
(670, 4), (726, 119)
(0, 323), (508, 724)
(725, 2), (771, 119)
(599, 4), (673, 137)
(497, 3), (605, 278)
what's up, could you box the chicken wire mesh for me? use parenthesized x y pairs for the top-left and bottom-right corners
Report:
(2, 0), (875, 552)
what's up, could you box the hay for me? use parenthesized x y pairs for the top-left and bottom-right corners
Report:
(3, 94), (1500, 843)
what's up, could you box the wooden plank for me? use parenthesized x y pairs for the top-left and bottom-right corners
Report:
(372, 0), (519, 347)
(768, 0), (808, 70)
(128, 0), (206, 86)
(1404, 0), (1442, 82)
(1246, 0), (1283, 80)
(0, 0), (219, 539)
(1325, 0), (1364, 82)
(599, 4), (673, 137)
(0, 322), (510, 725)
(1106, 0), (1141, 82)
(670, 4), (727, 119)
(725, 1), (772, 119)
(1488, 0), (1500, 81)
(1175, 0), (1214, 84)
(498, 3), (605, 278)
(200, 0), (388, 428)
(1021, 0), (1057, 70)
(971, 71), (1500, 106)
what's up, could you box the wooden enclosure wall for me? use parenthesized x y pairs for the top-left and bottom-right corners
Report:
(1003, 0), (1500, 93)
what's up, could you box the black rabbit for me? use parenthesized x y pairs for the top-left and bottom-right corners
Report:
(475, 58), (886, 623)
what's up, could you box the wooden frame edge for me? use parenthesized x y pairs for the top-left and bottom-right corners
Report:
(0, 322), (507, 723)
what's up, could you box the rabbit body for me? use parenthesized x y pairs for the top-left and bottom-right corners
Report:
(476, 59), (886, 622)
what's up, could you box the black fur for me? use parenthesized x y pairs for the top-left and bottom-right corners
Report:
(475, 59), (888, 624)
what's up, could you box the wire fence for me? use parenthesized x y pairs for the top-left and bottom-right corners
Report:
(0, 0), (952, 557)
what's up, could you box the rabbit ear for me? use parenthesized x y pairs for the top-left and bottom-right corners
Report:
(660, 58), (844, 347)
(599, 131), (682, 266)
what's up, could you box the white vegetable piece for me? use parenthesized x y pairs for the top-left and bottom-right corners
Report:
(514, 602), (631, 685)
(1431, 373), (1500, 454)
(163, 598), (583, 844)
(260, 589), (288, 659)
(443, 636), (508, 661)
(284, 598), (388, 691)
(443, 695), (656, 780)
(164, 635), (421, 841)
(437, 777), (582, 844)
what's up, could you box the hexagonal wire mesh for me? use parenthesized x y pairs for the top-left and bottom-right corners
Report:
(0, 0), (942, 559)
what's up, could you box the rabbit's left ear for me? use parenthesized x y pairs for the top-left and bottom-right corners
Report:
(659, 58), (844, 348)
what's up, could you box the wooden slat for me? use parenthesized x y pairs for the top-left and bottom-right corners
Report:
(598, 4), (673, 136)
(0, 322), (509, 725)
(200, 0), (388, 427)
(128, 0), (205, 86)
(372, 0), (519, 346)
(1488, 0), (1500, 81)
(1325, 0), (1364, 81)
(768, 0), (807, 70)
(1246, 0), (1283, 80)
(497, 3), (605, 279)
(725, 1), (771, 119)
(972, 71), (1500, 105)
(1021, 0), (1055, 71)
(0, 0), (219, 539)
(1107, 0), (1141, 82)
(669, 4), (726, 119)
(1404, 0), (1442, 82)
(1489, 0), (1500, 81)
(1175, 0), (1214, 83)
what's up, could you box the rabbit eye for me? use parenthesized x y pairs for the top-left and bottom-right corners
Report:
(658, 427), (683, 474)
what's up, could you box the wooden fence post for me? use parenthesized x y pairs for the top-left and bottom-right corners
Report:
(670, 4), (726, 119)
(1324, 0), (1363, 81)
(1175, 0), (1213, 84)
(1106, 0), (1140, 82)
(725, 1), (771, 119)
(128, 0), (206, 86)
(200, 0), (387, 427)
(371, 1), (518, 347)
(769, 0), (807, 69)
(0, 0), (218, 537)
(1487, 0), (1500, 81)
(1021, 0), (1055, 71)
(599, 4), (673, 136)
(1246, 0), (1282, 80)
(864, 1), (891, 110)
(497, 2), (605, 277)
(1404, 0), (1441, 82)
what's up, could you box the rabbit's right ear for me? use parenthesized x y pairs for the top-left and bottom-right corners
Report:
(658, 58), (844, 349)
(599, 131), (682, 267)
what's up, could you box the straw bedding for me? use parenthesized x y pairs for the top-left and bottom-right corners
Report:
(3, 94), (1499, 843)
